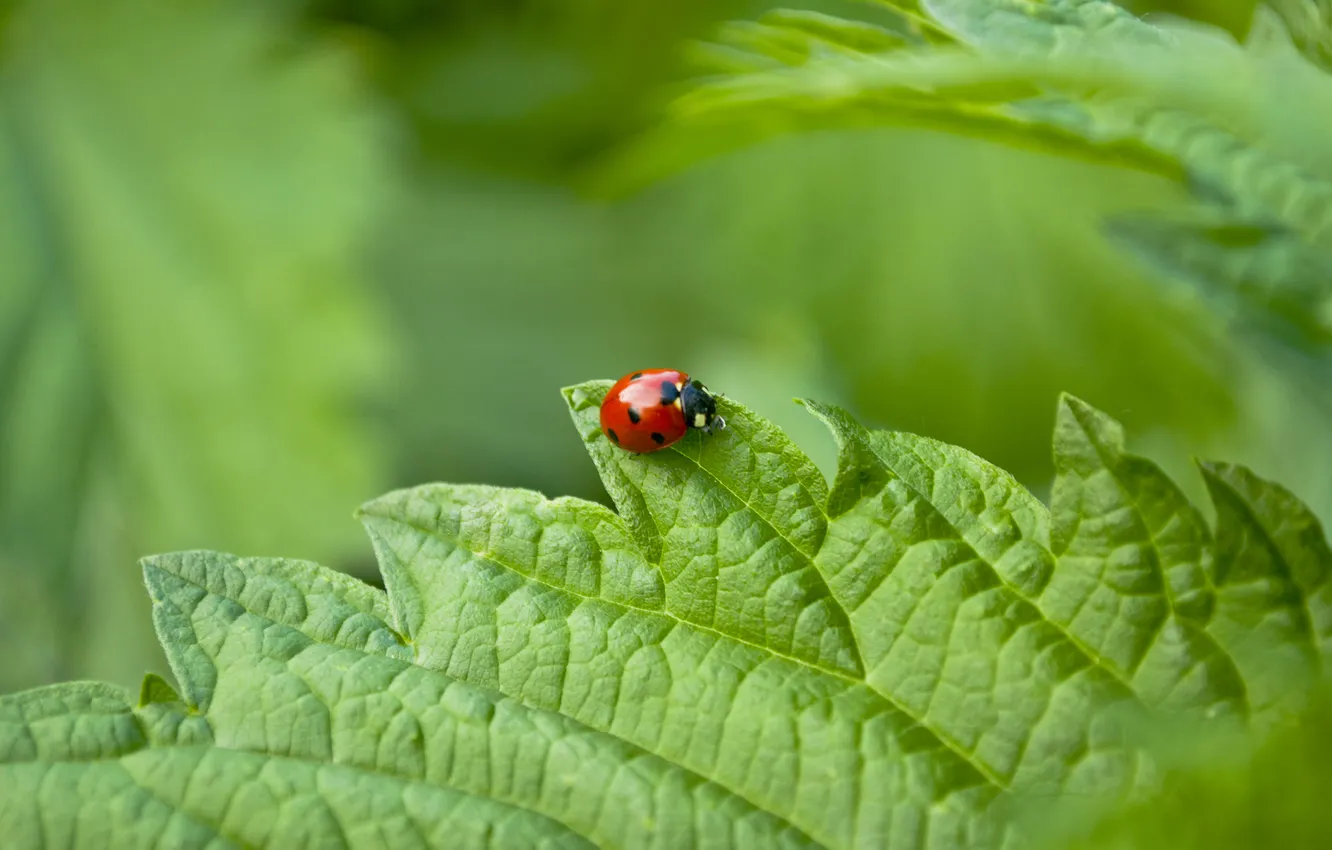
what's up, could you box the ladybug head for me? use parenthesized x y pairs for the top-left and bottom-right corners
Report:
(681, 378), (724, 434)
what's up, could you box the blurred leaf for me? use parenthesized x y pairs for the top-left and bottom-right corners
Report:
(923, 0), (1170, 50)
(920, 2), (1332, 337)
(698, 7), (920, 71)
(1107, 212), (1332, 350)
(636, 0), (1332, 225)
(1269, 0), (1332, 68)
(303, 0), (760, 180)
(593, 2), (1185, 193)
(615, 1), (1332, 299)
(0, 0), (388, 691)
(1124, 1), (1259, 36)
(1031, 683), (1332, 849)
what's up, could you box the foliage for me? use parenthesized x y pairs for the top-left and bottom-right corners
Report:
(3, 382), (1329, 848)
(624, 0), (1332, 365)
(5, 2), (1332, 802)
(0, 0), (388, 691)
(1036, 683), (1332, 849)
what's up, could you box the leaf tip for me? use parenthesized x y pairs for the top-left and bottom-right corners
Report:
(792, 396), (826, 414)
(356, 486), (422, 526)
(138, 553), (173, 597)
(1197, 460), (1283, 504)
(1194, 458), (1221, 475)
(560, 380), (612, 413)
(138, 550), (211, 594)
(137, 672), (181, 708)
(796, 396), (847, 425)
(1195, 459), (1238, 495)
(1053, 391), (1128, 456)
(1055, 391), (1096, 419)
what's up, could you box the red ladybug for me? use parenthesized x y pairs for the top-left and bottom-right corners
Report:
(599, 369), (725, 453)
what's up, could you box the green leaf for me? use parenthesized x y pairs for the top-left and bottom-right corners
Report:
(922, 0), (1168, 51)
(1269, 0), (1332, 70)
(1106, 213), (1332, 351)
(611, 1), (1332, 364)
(360, 389), (1014, 849)
(352, 382), (1332, 847)
(2, 551), (816, 849)
(0, 678), (590, 848)
(919, 3), (1332, 343)
(136, 672), (180, 708)
(0, 0), (389, 691)
(1037, 682), (1332, 850)
(1200, 461), (1332, 705)
(6, 385), (1331, 847)
(1048, 396), (1248, 729)
(700, 9), (919, 70)
(595, 13), (1186, 194)
(800, 399), (1146, 792)
(598, 5), (1091, 191)
(677, 1), (1332, 240)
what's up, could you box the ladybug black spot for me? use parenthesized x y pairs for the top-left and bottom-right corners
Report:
(627, 407), (641, 424)
(607, 429), (619, 444)
(630, 372), (643, 381)
(659, 381), (680, 405)
(651, 432), (665, 445)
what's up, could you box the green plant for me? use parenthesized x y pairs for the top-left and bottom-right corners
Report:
(0, 0), (388, 692)
(601, 0), (1332, 362)
(3, 380), (1328, 848)
(1042, 683), (1332, 849)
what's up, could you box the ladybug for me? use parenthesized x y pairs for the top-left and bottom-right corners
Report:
(599, 369), (725, 453)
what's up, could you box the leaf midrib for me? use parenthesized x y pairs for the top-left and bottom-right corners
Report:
(636, 435), (902, 739)
(125, 747), (262, 850)
(24, 734), (590, 850)
(374, 511), (854, 680)
(585, 422), (856, 672)
(143, 565), (692, 850)
(368, 504), (1015, 795)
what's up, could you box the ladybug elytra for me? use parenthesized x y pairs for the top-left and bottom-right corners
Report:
(599, 369), (725, 453)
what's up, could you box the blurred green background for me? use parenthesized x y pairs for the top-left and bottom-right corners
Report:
(1, 0), (1328, 693)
